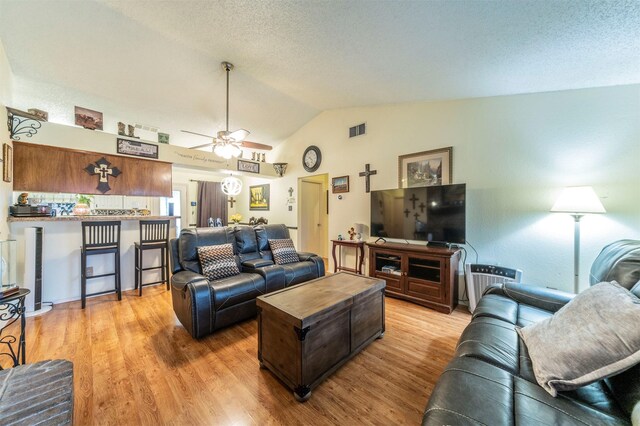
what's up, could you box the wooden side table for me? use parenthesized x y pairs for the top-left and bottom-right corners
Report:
(0, 288), (30, 369)
(331, 240), (365, 275)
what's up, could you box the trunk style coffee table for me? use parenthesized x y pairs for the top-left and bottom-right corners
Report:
(256, 272), (385, 401)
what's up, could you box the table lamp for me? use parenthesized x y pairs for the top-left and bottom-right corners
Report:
(550, 186), (606, 293)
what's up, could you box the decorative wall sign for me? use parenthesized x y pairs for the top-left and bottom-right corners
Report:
(250, 184), (270, 211)
(117, 138), (159, 159)
(84, 157), (122, 194)
(237, 159), (260, 174)
(398, 147), (452, 188)
(358, 163), (377, 193)
(74, 106), (103, 130)
(3, 144), (12, 183)
(332, 176), (349, 193)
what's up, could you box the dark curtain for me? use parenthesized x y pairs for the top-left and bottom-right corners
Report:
(197, 181), (228, 227)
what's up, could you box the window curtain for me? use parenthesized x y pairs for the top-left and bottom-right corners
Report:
(197, 181), (228, 227)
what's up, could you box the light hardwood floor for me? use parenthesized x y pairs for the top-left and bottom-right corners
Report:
(17, 286), (470, 425)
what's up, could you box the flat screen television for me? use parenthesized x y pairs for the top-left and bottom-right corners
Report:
(370, 183), (466, 244)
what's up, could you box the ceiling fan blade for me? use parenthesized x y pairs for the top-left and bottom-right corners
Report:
(181, 129), (216, 139)
(241, 140), (273, 151)
(190, 142), (215, 149)
(229, 129), (250, 142)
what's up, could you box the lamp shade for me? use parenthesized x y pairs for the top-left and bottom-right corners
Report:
(551, 186), (606, 214)
(353, 223), (365, 234)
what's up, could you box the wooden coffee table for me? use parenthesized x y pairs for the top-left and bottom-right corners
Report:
(256, 272), (385, 401)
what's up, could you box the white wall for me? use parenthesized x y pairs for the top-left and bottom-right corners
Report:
(0, 39), (14, 239)
(231, 85), (640, 293)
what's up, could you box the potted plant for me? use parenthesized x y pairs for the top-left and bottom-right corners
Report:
(73, 194), (94, 216)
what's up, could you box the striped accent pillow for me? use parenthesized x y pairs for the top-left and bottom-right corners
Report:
(197, 243), (240, 281)
(268, 238), (300, 265)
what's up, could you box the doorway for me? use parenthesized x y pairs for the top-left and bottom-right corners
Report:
(160, 183), (188, 236)
(298, 174), (329, 260)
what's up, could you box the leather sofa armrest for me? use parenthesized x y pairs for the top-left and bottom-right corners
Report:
(171, 271), (214, 338)
(297, 252), (326, 277)
(484, 282), (574, 313)
(241, 258), (274, 269)
(296, 251), (315, 261)
(249, 264), (286, 293)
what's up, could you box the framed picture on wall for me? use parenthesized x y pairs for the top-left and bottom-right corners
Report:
(3, 144), (12, 183)
(250, 184), (270, 210)
(332, 176), (349, 193)
(398, 147), (452, 188)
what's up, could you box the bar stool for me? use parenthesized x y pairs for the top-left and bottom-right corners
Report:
(81, 221), (122, 309)
(134, 220), (170, 296)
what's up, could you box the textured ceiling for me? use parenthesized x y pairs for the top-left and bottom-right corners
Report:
(0, 0), (638, 146)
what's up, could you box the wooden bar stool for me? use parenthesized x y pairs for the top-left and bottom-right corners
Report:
(135, 220), (170, 296)
(81, 221), (122, 309)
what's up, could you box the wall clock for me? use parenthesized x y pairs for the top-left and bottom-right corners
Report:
(302, 145), (322, 173)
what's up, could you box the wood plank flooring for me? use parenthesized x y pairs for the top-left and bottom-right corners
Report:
(14, 286), (470, 425)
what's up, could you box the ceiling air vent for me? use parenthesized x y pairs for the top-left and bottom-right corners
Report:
(349, 123), (366, 138)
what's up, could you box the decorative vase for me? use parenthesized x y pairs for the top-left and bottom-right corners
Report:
(73, 203), (91, 216)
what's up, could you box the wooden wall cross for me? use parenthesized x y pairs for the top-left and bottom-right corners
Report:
(404, 209), (410, 218)
(419, 202), (426, 213)
(414, 212), (420, 220)
(84, 157), (121, 194)
(358, 163), (377, 193)
(228, 196), (236, 208)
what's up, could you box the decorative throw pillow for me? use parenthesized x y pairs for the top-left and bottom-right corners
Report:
(268, 238), (300, 265)
(517, 281), (640, 397)
(197, 243), (240, 281)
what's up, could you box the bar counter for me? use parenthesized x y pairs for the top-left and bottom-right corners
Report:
(8, 215), (180, 305)
(7, 215), (180, 222)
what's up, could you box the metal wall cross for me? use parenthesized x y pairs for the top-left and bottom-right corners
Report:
(228, 196), (236, 208)
(84, 157), (122, 194)
(358, 163), (377, 193)
(409, 193), (418, 209)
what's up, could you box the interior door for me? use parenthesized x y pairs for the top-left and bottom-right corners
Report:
(300, 180), (324, 256)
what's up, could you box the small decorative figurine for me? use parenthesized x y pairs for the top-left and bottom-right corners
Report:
(348, 227), (356, 240)
(261, 153), (266, 162)
(127, 124), (136, 138)
(337, 234), (344, 241)
(117, 122), (126, 135)
(17, 193), (29, 205)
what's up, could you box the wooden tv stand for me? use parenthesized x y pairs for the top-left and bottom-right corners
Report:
(366, 242), (461, 313)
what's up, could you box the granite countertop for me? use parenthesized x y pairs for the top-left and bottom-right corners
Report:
(7, 215), (181, 222)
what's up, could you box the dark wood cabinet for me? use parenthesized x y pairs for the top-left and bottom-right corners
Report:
(366, 242), (461, 313)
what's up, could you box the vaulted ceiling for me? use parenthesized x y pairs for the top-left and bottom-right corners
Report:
(1, 0), (638, 147)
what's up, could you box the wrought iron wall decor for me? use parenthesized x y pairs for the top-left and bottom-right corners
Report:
(6, 107), (43, 141)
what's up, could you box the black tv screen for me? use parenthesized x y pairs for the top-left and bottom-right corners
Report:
(370, 184), (466, 244)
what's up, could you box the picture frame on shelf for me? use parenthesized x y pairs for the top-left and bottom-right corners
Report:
(3, 144), (12, 183)
(398, 147), (452, 188)
(74, 106), (103, 130)
(158, 132), (170, 144)
(237, 159), (260, 174)
(116, 138), (159, 159)
(332, 176), (349, 193)
(249, 184), (270, 211)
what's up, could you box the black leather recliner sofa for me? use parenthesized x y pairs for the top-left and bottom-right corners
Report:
(422, 281), (640, 425)
(170, 224), (325, 338)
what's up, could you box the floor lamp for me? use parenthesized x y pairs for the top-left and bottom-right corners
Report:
(551, 186), (606, 294)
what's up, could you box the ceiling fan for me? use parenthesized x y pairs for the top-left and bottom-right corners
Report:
(183, 61), (272, 158)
